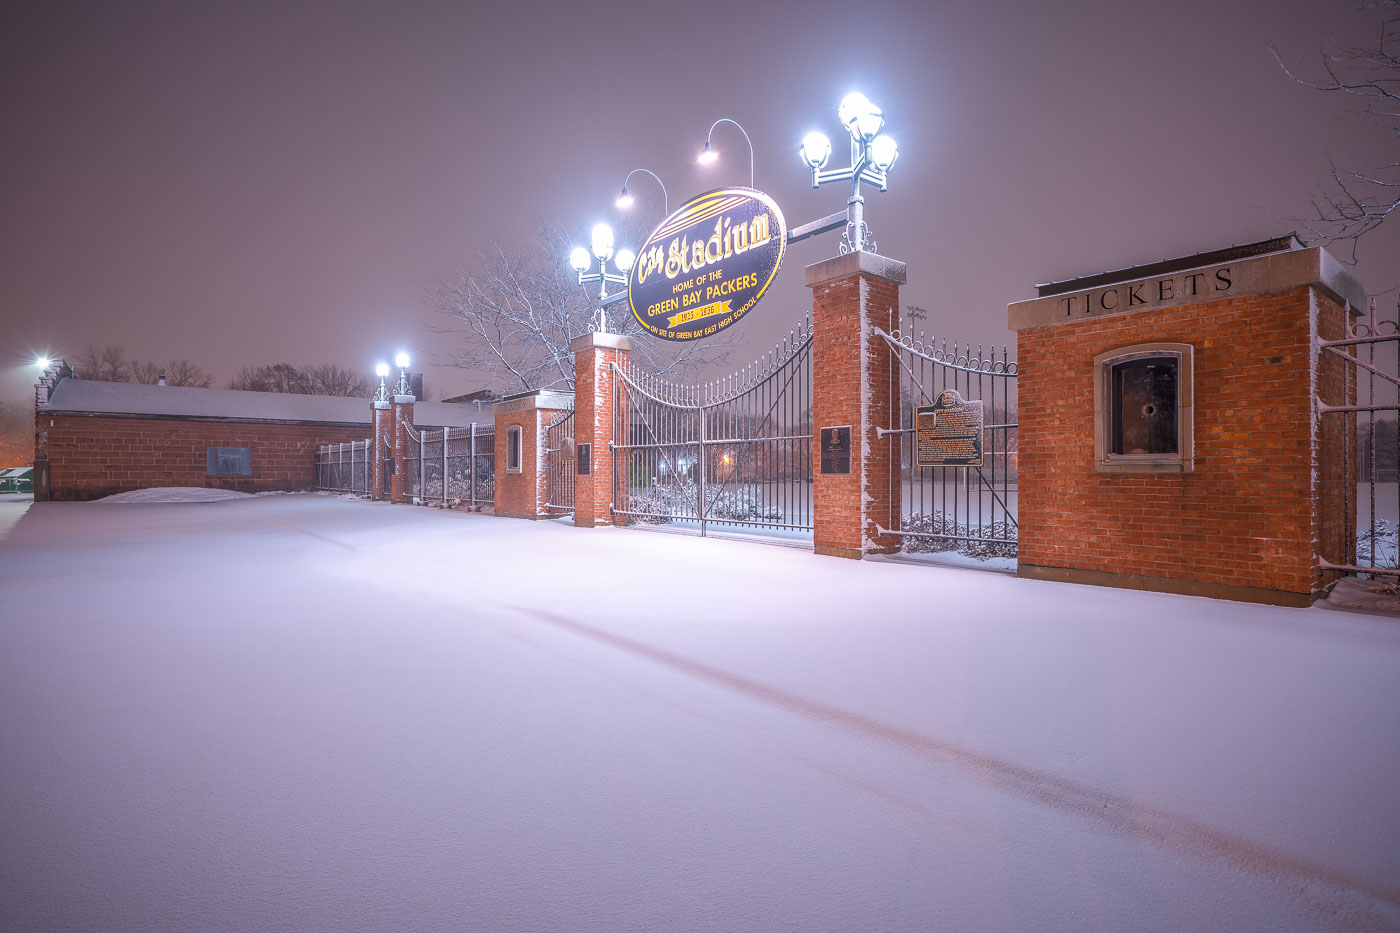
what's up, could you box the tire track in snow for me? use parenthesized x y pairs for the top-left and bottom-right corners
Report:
(514, 605), (1400, 922)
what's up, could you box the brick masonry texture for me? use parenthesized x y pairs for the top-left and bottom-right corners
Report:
(810, 270), (902, 557)
(1016, 285), (1353, 598)
(494, 408), (547, 518)
(39, 414), (370, 500)
(574, 345), (627, 527)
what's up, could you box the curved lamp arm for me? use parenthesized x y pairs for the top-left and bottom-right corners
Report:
(704, 118), (755, 188)
(619, 168), (668, 215)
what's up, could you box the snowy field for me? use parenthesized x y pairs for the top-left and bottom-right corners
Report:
(1, 494), (1398, 932)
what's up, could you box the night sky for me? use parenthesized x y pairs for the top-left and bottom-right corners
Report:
(2, 0), (1395, 405)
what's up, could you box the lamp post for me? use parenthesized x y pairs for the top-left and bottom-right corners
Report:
(698, 118), (755, 188)
(394, 352), (411, 397)
(374, 362), (390, 401)
(798, 92), (900, 254)
(615, 168), (668, 215)
(569, 223), (634, 333)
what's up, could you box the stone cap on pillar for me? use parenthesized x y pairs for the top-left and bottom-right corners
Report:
(569, 332), (634, 353)
(372, 400), (390, 410)
(805, 251), (908, 288)
(393, 394), (416, 404)
(492, 388), (576, 415)
(1008, 242), (1366, 331)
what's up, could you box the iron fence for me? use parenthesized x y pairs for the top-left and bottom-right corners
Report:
(404, 423), (496, 507)
(545, 408), (575, 514)
(1319, 297), (1400, 577)
(876, 317), (1018, 560)
(315, 440), (372, 495)
(612, 314), (813, 537)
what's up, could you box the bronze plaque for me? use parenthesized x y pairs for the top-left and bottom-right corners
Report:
(915, 390), (984, 467)
(820, 425), (851, 474)
(576, 444), (591, 475)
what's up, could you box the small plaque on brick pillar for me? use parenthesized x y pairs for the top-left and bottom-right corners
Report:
(820, 426), (851, 474)
(915, 390), (984, 467)
(576, 444), (591, 474)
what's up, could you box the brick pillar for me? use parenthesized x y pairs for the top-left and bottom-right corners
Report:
(370, 400), (390, 500)
(492, 391), (574, 519)
(391, 394), (414, 503)
(807, 251), (906, 559)
(571, 333), (632, 528)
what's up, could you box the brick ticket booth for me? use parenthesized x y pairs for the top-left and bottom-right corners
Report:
(492, 390), (574, 519)
(1008, 236), (1364, 606)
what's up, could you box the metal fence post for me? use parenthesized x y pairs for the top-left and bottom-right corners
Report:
(698, 407), (708, 538)
(469, 423), (477, 509)
(442, 427), (449, 504)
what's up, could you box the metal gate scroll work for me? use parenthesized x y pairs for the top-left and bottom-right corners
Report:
(611, 314), (813, 538)
(875, 318), (1018, 559)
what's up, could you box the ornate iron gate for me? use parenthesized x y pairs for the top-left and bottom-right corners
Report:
(544, 407), (575, 515)
(1319, 297), (1400, 578)
(611, 315), (813, 537)
(876, 320), (1018, 559)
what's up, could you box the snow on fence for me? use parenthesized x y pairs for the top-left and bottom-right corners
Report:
(403, 423), (495, 507)
(315, 440), (372, 495)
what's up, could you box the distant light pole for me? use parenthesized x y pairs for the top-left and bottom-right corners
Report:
(569, 223), (634, 333)
(698, 118), (755, 188)
(799, 92), (900, 254)
(374, 362), (390, 401)
(394, 352), (411, 397)
(616, 168), (668, 215)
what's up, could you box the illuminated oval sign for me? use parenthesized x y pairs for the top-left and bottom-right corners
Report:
(628, 187), (787, 341)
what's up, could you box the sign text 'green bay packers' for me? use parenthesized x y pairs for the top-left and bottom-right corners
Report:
(628, 187), (787, 341)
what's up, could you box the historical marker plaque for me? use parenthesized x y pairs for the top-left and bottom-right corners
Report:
(576, 443), (591, 475)
(915, 390), (984, 467)
(820, 425), (851, 474)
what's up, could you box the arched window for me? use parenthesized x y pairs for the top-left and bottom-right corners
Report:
(1093, 344), (1194, 473)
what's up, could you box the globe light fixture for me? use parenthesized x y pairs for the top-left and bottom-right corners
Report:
(36, 357), (51, 369)
(799, 132), (832, 170)
(591, 223), (614, 263)
(569, 221), (632, 333)
(374, 362), (390, 401)
(394, 352), (411, 397)
(616, 168), (668, 215)
(801, 91), (901, 253)
(698, 118), (754, 187)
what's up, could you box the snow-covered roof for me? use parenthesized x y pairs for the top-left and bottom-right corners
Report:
(42, 378), (487, 429)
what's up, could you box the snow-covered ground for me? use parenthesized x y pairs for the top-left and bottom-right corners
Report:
(1, 494), (1397, 932)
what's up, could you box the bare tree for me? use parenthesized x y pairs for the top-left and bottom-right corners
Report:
(73, 345), (134, 382)
(302, 363), (369, 397)
(1274, 2), (1400, 259)
(229, 362), (368, 396)
(0, 401), (31, 466)
(163, 359), (213, 388)
(425, 219), (731, 393)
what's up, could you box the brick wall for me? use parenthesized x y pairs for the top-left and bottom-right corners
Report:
(1016, 284), (1352, 602)
(572, 335), (630, 527)
(808, 253), (904, 558)
(494, 409), (545, 518)
(38, 413), (369, 500)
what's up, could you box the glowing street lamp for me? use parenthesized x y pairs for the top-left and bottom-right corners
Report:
(799, 92), (900, 253)
(36, 357), (51, 369)
(698, 118), (755, 187)
(616, 167), (668, 215)
(374, 362), (390, 401)
(568, 222), (633, 333)
(394, 352), (411, 397)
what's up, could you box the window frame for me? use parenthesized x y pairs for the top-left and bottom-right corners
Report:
(505, 425), (523, 474)
(1093, 343), (1194, 474)
(206, 446), (253, 477)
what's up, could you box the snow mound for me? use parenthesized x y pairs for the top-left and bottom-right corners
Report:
(96, 487), (254, 504)
(1322, 575), (1400, 615)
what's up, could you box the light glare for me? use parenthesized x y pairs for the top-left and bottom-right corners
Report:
(870, 135), (899, 170)
(395, 352), (410, 369)
(615, 188), (634, 209)
(591, 223), (614, 262)
(375, 363), (389, 378)
(614, 248), (636, 275)
(800, 132), (832, 169)
(569, 247), (591, 271)
(697, 142), (717, 164)
(37, 357), (51, 368)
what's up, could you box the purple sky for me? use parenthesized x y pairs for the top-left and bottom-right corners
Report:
(2, 0), (1396, 405)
